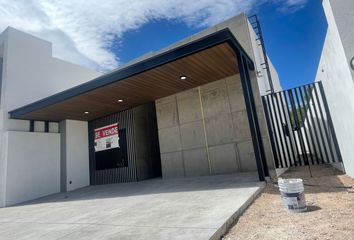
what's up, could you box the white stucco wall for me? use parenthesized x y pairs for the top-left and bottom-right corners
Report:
(0, 27), (100, 207)
(328, 0), (354, 81)
(60, 120), (89, 192)
(0, 27), (100, 133)
(1, 27), (101, 111)
(4, 131), (60, 206)
(314, 0), (354, 178)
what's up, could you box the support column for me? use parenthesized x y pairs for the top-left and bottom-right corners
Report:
(60, 120), (89, 192)
(236, 50), (267, 181)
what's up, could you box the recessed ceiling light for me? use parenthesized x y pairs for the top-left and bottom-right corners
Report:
(118, 99), (124, 102)
(84, 111), (90, 114)
(180, 75), (187, 80)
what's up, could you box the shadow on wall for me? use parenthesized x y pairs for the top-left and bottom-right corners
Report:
(12, 172), (260, 207)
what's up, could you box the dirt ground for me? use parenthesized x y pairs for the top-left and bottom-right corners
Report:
(224, 165), (354, 240)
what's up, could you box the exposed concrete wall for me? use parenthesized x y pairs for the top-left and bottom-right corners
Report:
(4, 131), (60, 206)
(268, 59), (282, 92)
(101, 14), (278, 178)
(154, 14), (276, 178)
(313, 0), (354, 178)
(246, 19), (282, 95)
(60, 120), (89, 192)
(156, 75), (261, 178)
(226, 15), (276, 172)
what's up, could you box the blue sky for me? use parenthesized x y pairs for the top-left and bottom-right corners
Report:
(115, 1), (327, 90)
(0, 0), (327, 90)
(257, 0), (327, 89)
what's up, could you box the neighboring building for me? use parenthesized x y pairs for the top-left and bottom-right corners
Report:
(314, 0), (354, 178)
(0, 13), (281, 207)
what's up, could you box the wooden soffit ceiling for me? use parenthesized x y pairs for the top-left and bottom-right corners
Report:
(11, 42), (238, 121)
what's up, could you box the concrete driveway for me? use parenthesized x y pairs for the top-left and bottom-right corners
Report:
(0, 173), (263, 240)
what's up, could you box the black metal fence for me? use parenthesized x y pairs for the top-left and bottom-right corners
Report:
(262, 81), (342, 168)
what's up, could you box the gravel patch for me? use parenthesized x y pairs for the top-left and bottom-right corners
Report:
(224, 165), (354, 240)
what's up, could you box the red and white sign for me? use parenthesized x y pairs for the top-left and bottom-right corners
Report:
(94, 123), (119, 152)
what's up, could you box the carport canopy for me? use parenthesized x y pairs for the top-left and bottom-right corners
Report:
(8, 28), (268, 182)
(9, 29), (252, 122)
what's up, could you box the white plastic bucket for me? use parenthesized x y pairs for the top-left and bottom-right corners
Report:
(278, 178), (307, 213)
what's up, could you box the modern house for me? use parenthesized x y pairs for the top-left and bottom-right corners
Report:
(314, 0), (354, 178)
(0, 13), (282, 207)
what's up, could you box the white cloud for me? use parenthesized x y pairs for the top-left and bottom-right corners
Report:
(273, 0), (308, 13)
(0, 0), (306, 72)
